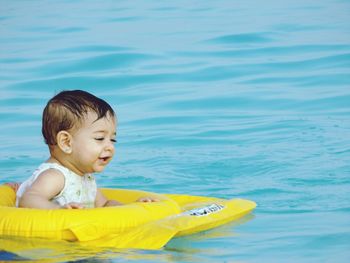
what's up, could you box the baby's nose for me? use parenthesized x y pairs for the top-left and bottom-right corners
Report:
(105, 141), (115, 151)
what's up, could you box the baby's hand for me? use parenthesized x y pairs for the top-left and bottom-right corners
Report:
(5, 182), (21, 192)
(62, 202), (84, 209)
(137, 197), (159, 203)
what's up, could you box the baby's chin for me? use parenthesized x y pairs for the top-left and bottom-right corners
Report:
(90, 157), (113, 173)
(92, 164), (109, 173)
(92, 166), (106, 173)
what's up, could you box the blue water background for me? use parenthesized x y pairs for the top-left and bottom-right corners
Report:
(1, 0), (350, 262)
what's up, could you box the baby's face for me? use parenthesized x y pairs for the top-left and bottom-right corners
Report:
(69, 111), (117, 175)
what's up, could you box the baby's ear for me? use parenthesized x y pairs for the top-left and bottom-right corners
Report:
(56, 131), (72, 154)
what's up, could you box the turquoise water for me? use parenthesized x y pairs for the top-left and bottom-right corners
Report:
(1, 0), (350, 262)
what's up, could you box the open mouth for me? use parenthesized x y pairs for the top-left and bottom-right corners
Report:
(99, 157), (110, 162)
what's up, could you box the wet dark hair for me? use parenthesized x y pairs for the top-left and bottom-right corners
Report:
(42, 90), (115, 145)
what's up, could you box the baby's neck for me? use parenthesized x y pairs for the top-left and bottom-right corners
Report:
(47, 150), (85, 176)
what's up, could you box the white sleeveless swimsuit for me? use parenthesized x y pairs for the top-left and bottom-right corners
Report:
(16, 163), (97, 208)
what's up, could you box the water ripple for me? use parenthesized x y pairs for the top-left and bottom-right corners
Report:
(36, 52), (160, 76)
(206, 32), (275, 45)
(51, 45), (130, 54)
(174, 44), (350, 59)
(1, 0), (350, 261)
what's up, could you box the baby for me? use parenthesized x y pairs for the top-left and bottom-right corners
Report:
(16, 90), (156, 209)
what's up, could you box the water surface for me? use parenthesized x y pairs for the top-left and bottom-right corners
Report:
(0, 0), (350, 262)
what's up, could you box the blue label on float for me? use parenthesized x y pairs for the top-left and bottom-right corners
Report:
(184, 203), (225, 216)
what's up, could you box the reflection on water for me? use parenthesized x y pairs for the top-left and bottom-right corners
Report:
(0, 214), (255, 262)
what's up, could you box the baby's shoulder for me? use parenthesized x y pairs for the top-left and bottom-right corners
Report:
(39, 167), (65, 176)
(34, 162), (67, 177)
(35, 168), (65, 184)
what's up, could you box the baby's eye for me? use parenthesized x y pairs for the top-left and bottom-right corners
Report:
(95, 138), (104, 141)
(111, 139), (117, 143)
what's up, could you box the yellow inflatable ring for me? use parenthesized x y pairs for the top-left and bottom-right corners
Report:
(0, 185), (256, 249)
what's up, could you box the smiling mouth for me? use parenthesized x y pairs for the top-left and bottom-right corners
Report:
(99, 157), (110, 162)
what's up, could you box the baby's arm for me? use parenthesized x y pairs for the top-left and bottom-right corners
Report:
(18, 169), (78, 209)
(137, 197), (159, 202)
(95, 188), (123, 207)
(95, 189), (159, 207)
